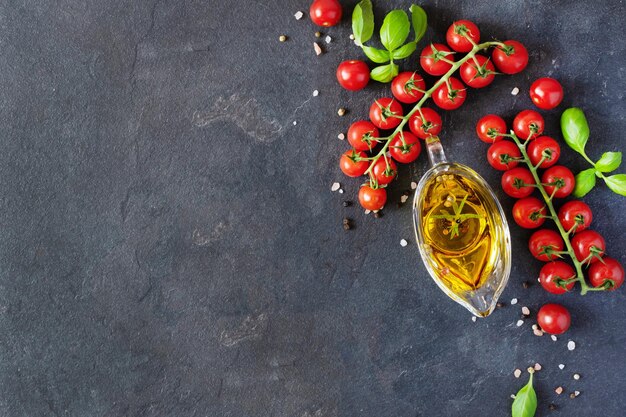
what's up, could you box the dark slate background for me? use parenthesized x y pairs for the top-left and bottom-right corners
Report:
(1, 0), (624, 416)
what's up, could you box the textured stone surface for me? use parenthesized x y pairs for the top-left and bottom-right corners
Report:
(0, 0), (625, 416)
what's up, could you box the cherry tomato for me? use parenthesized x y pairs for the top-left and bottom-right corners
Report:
(527, 136), (561, 168)
(358, 185), (387, 211)
(492, 40), (528, 75)
(558, 200), (592, 234)
(476, 114), (507, 143)
(336, 60), (370, 91)
(501, 167), (535, 198)
(513, 110), (544, 140)
(588, 257), (624, 291)
(339, 150), (368, 177)
(512, 197), (546, 229)
(391, 71), (426, 104)
(487, 140), (521, 171)
(408, 107), (442, 139)
(389, 131), (421, 164)
(369, 97), (403, 130)
(537, 303), (571, 335)
(446, 20), (480, 53)
(347, 120), (379, 151)
(460, 55), (495, 88)
(571, 229), (606, 265)
(420, 43), (455, 76)
(542, 165), (575, 198)
(539, 261), (575, 294)
(309, 0), (342, 27)
(529, 229), (564, 262)
(372, 157), (397, 185)
(530, 77), (564, 110)
(432, 77), (466, 110)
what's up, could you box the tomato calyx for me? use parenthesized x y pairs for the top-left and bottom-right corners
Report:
(426, 43), (455, 63)
(347, 149), (366, 163)
(375, 99), (402, 122)
(537, 245), (563, 261)
(497, 43), (516, 56)
(444, 80), (464, 102)
(581, 246), (605, 266)
(499, 152), (520, 166)
(403, 73), (425, 96)
(469, 59), (497, 80)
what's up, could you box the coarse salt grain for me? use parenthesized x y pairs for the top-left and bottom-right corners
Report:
(400, 239), (408, 247)
(293, 121), (297, 125)
(411, 181), (417, 190)
(313, 42), (322, 55)
(325, 35), (332, 44)
(511, 298), (518, 305)
(534, 363), (542, 371)
(533, 328), (544, 337)
(294, 11), (304, 20)
(521, 306), (530, 316)
(555, 386), (563, 395)
(551, 335), (558, 341)
(313, 90), (319, 97)
(338, 189), (344, 194)
(338, 134), (345, 141)
(532, 324), (538, 330)
(400, 195), (409, 203)
(511, 87), (520, 95)
(349, 34), (355, 40)
(559, 364), (565, 370)
(513, 369), (522, 378)
(364, 209), (371, 214)
(567, 340), (576, 351)
(574, 390), (580, 397)
(573, 373), (580, 380)
(516, 319), (524, 327)
(471, 316), (477, 322)
(331, 182), (340, 192)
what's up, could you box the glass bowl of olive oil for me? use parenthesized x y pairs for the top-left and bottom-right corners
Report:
(413, 137), (511, 317)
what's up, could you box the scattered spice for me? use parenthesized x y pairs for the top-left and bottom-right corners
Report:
(471, 316), (477, 322)
(411, 181), (418, 190)
(567, 340), (576, 351)
(521, 306), (530, 316)
(551, 335), (558, 342)
(522, 280), (531, 289)
(511, 87), (520, 95)
(313, 42), (323, 55)
(373, 211), (382, 218)
(338, 189), (344, 194)
(573, 373), (580, 380)
(533, 328), (544, 337)
(294, 11), (304, 20)
(496, 302), (505, 308)
(331, 182), (341, 192)
(279, 35), (288, 42)
(548, 403), (557, 411)
(342, 218), (350, 225)
(400, 195), (409, 203)
(400, 239), (408, 247)
(349, 34), (355, 40)
(532, 324), (538, 330)
(337, 107), (346, 116)
(534, 363), (542, 371)
(343, 223), (351, 231)
(342, 201), (352, 207)
(555, 386), (563, 395)
(511, 298), (518, 305)
(516, 319), (524, 327)
(569, 390), (580, 399)
(513, 369), (522, 378)
(314, 31), (321, 38)
(364, 209), (371, 214)
(337, 133), (345, 140)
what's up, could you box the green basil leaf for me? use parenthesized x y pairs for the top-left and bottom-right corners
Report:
(573, 168), (597, 198)
(380, 10), (410, 51)
(560, 107), (589, 155)
(595, 151), (622, 173)
(409, 4), (428, 42)
(604, 174), (626, 196)
(512, 373), (537, 417)
(362, 46), (391, 63)
(392, 41), (416, 59)
(352, 0), (374, 45)
(370, 63), (399, 83)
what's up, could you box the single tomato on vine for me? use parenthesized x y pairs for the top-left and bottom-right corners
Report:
(558, 200), (593, 234)
(588, 257), (624, 290)
(309, 0), (342, 27)
(501, 167), (535, 198)
(420, 43), (455, 76)
(529, 229), (564, 262)
(487, 140), (521, 171)
(530, 77), (564, 110)
(460, 55), (495, 88)
(446, 20), (480, 53)
(513, 110), (544, 140)
(432, 77), (466, 110)
(476, 114), (507, 143)
(527, 136), (561, 168)
(542, 165), (575, 198)
(409, 107), (442, 139)
(347, 120), (379, 151)
(492, 40), (528, 74)
(372, 157), (397, 185)
(369, 97), (403, 130)
(538, 261), (575, 294)
(391, 72), (426, 104)
(336, 60), (370, 91)
(389, 131), (421, 163)
(512, 197), (546, 229)
(339, 150), (368, 177)
(571, 229), (606, 264)
(537, 303), (571, 335)
(358, 185), (387, 211)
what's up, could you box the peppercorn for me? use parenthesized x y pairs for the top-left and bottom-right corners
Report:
(342, 218), (350, 225)
(496, 302), (505, 308)
(548, 403), (557, 411)
(343, 223), (351, 230)
(314, 31), (321, 38)
(279, 35), (287, 42)
(342, 201), (352, 207)
(374, 211), (382, 218)
(522, 280), (531, 289)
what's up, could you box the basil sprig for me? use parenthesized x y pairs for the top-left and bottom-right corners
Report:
(511, 372), (537, 417)
(560, 107), (626, 197)
(352, 0), (427, 83)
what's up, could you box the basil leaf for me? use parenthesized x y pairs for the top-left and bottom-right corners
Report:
(561, 107), (589, 155)
(595, 151), (622, 173)
(604, 174), (626, 196)
(362, 46), (391, 63)
(573, 168), (596, 198)
(512, 373), (537, 417)
(392, 41), (416, 59)
(352, 0), (374, 45)
(380, 10), (410, 52)
(370, 63), (399, 83)
(409, 4), (428, 42)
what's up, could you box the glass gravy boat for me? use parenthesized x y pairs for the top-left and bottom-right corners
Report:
(413, 137), (511, 317)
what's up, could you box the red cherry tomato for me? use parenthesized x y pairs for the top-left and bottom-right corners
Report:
(588, 257), (624, 291)
(530, 77), (564, 110)
(487, 140), (521, 171)
(358, 185), (387, 211)
(336, 60), (370, 91)
(420, 43), (455, 76)
(432, 77), (466, 110)
(527, 136), (561, 168)
(409, 107), (442, 139)
(347, 120), (379, 151)
(391, 71), (426, 104)
(476, 114), (507, 143)
(339, 150), (368, 177)
(501, 167), (535, 198)
(539, 261), (576, 294)
(369, 97), (403, 130)
(372, 157), (397, 185)
(460, 55), (495, 88)
(542, 165), (575, 198)
(537, 303), (571, 335)
(513, 110), (544, 140)
(571, 230), (606, 265)
(389, 131), (421, 164)
(512, 197), (546, 229)
(492, 40), (528, 74)
(529, 229), (564, 262)
(309, 0), (342, 27)
(558, 200), (593, 234)
(446, 20), (480, 53)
